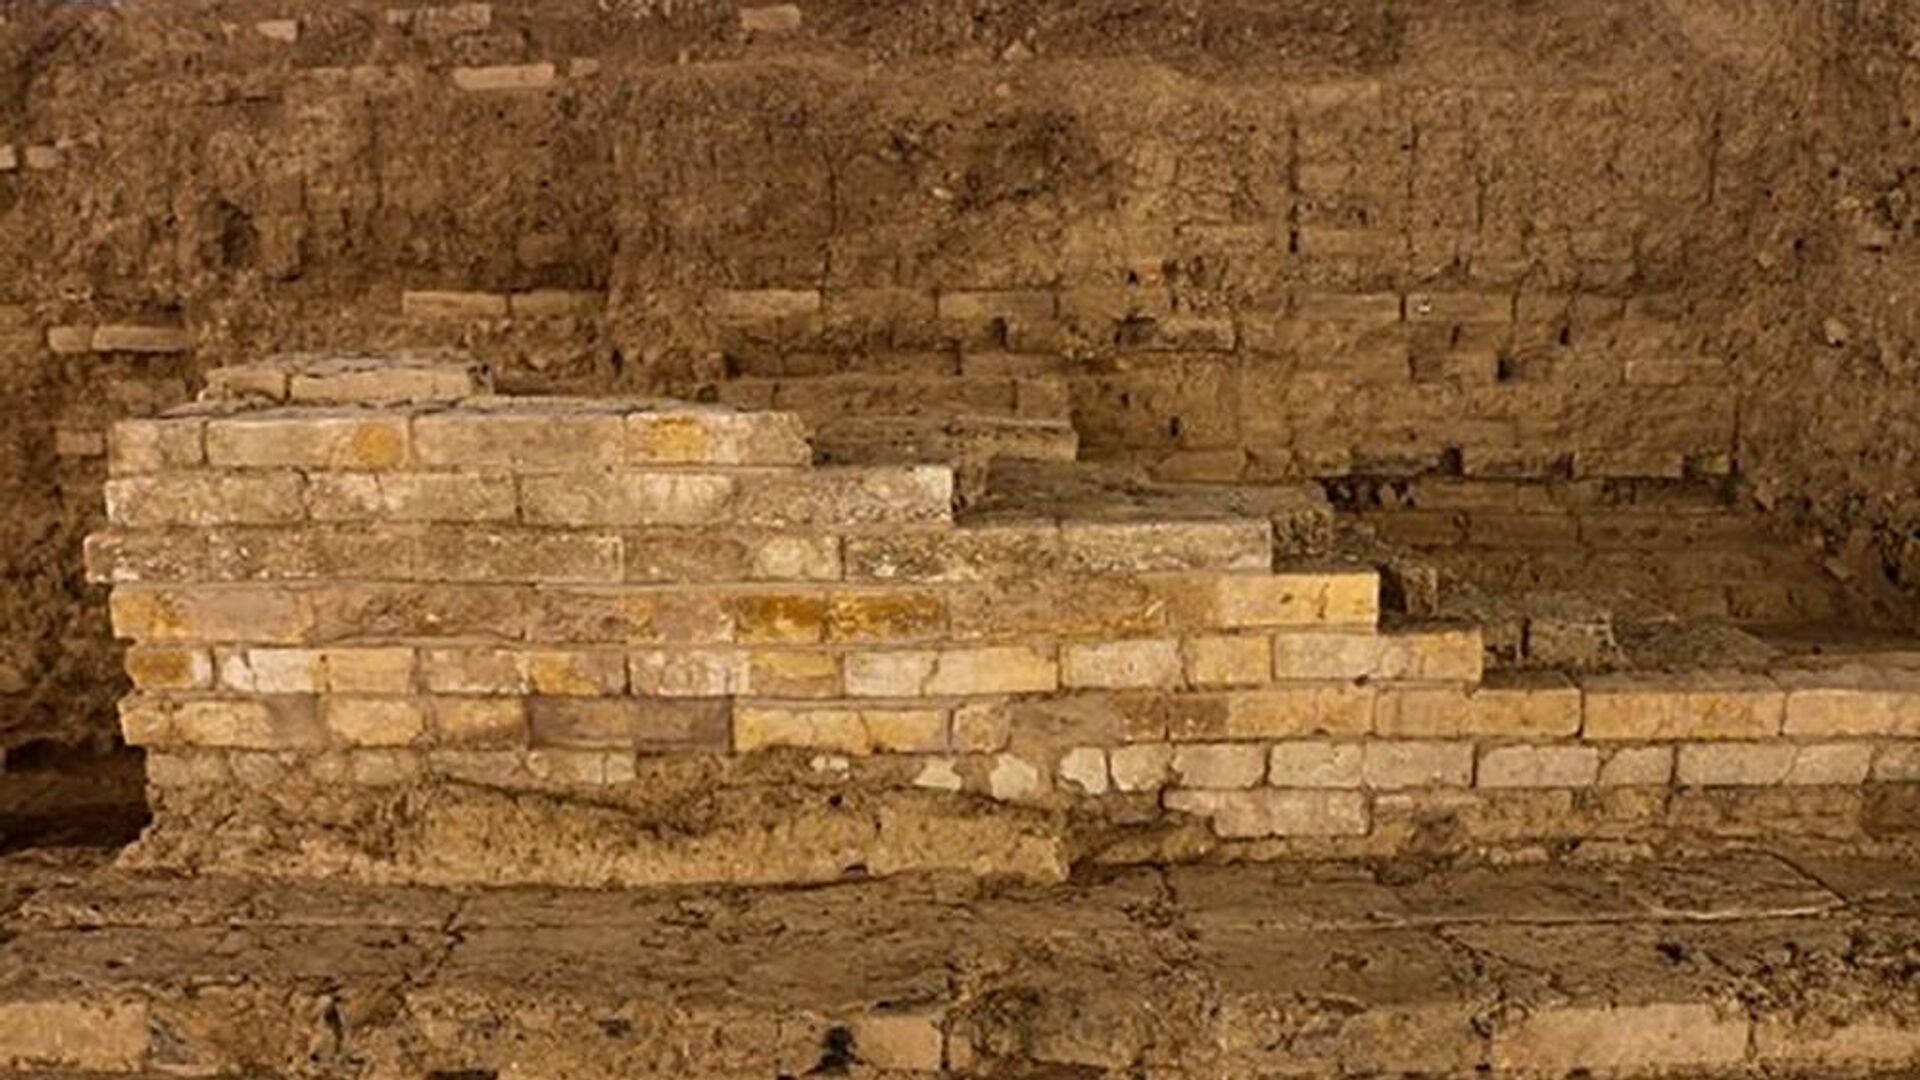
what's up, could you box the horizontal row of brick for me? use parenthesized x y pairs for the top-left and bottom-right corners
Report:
(107, 407), (815, 474)
(120, 629), (1479, 700)
(89, 520), (1278, 584)
(102, 575), (1382, 646)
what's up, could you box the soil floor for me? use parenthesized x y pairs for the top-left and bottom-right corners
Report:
(2, 844), (1917, 1078)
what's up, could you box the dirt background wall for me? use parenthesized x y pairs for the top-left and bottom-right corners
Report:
(0, 0), (1913, 756)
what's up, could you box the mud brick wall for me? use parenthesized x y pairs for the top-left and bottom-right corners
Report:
(89, 389), (1920, 886)
(3, 0), (1916, 755)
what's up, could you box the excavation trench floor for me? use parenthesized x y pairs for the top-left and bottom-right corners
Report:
(1, 849), (1917, 1078)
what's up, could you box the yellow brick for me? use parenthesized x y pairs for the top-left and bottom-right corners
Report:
(1374, 625), (1482, 682)
(174, 698), (320, 749)
(322, 648), (416, 693)
(629, 649), (749, 696)
(748, 650), (841, 698)
(205, 414), (410, 470)
(427, 697), (526, 746)
(826, 589), (947, 643)
(1061, 639), (1182, 689)
(124, 645), (212, 690)
(1778, 670), (1920, 737)
(1582, 673), (1784, 740)
(733, 706), (946, 755)
(525, 650), (628, 696)
(1271, 631), (1379, 679)
(1223, 684), (1373, 738)
(111, 587), (311, 644)
(325, 697), (427, 747)
(1184, 635), (1272, 687)
(627, 410), (811, 466)
(1202, 570), (1379, 629)
(731, 592), (830, 644)
(104, 473), (304, 528)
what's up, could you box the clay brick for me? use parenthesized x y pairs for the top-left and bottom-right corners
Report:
(109, 418), (205, 474)
(1184, 635), (1272, 686)
(1061, 639), (1182, 689)
(520, 472), (736, 527)
(1361, 741), (1473, 788)
(1266, 741), (1364, 788)
(325, 697), (427, 747)
(530, 697), (728, 750)
(843, 525), (1059, 582)
(627, 410), (811, 467)
(451, 63), (556, 91)
(1171, 742), (1267, 788)
(1373, 625), (1482, 682)
(218, 648), (323, 693)
(1598, 746), (1676, 787)
(747, 650), (840, 697)
(111, 587), (311, 644)
(1222, 684), (1374, 738)
(730, 467), (953, 529)
(734, 706), (946, 755)
(92, 324), (192, 353)
(1059, 521), (1269, 574)
(105, 473), (304, 528)
(307, 473), (515, 522)
(844, 646), (1057, 697)
(1582, 673), (1785, 740)
(826, 590), (947, 643)
(1676, 742), (1874, 787)
(427, 697), (525, 746)
(630, 649), (750, 697)
(412, 411), (624, 469)
(1478, 745), (1600, 788)
(174, 697), (322, 749)
(1164, 788), (1368, 838)
(1271, 631), (1379, 680)
(1778, 671), (1920, 737)
(416, 529), (620, 583)
(124, 645), (213, 691)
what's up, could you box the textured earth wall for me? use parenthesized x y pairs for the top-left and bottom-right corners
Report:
(0, 0), (1912, 756)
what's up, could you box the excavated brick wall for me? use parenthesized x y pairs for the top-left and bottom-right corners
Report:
(0, 0), (1913, 760)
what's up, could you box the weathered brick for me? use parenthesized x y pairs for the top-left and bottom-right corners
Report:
(1373, 625), (1482, 682)
(733, 705), (946, 755)
(427, 697), (526, 746)
(173, 697), (322, 749)
(525, 649), (628, 696)
(124, 645), (213, 690)
(627, 410), (811, 466)
(952, 700), (1012, 752)
(706, 288), (818, 320)
(111, 587), (311, 644)
(750, 534), (842, 581)
(1164, 788), (1368, 838)
(825, 589), (947, 643)
(527, 749), (635, 785)
(1361, 741), (1473, 788)
(1061, 639), (1182, 689)
(307, 473), (515, 522)
(1676, 742), (1874, 787)
(629, 649), (750, 697)
(843, 525), (1061, 582)
(1582, 673), (1784, 740)
(0, 1000), (151, 1071)
(1271, 631), (1378, 680)
(1597, 746), (1676, 787)
(1477, 745), (1600, 788)
(92, 324), (193, 353)
(322, 648), (415, 693)
(1490, 1003), (1748, 1073)
(450, 62), (557, 91)
(844, 646), (1057, 697)
(206, 414), (410, 470)
(1873, 744), (1920, 782)
(1109, 742), (1173, 792)
(730, 592), (830, 644)
(109, 418), (205, 475)
(1057, 746), (1111, 794)
(730, 467), (953, 529)
(218, 648), (323, 693)
(416, 528), (620, 583)
(105, 473), (304, 528)
(1171, 742), (1267, 788)
(1266, 741), (1363, 787)
(1191, 570), (1379, 629)
(1778, 670), (1920, 737)
(1184, 635), (1272, 687)
(530, 697), (728, 750)
(747, 650), (841, 697)
(325, 697), (427, 747)
(520, 472), (736, 527)
(1059, 521), (1269, 574)
(1222, 684), (1373, 738)
(1293, 291), (1402, 323)
(411, 410), (624, 469)
(849, 1013), (944, 1073)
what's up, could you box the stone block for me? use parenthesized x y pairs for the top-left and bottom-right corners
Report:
(111, 587), (311, 644)
(1582, 673), (1785, 740)
(411, 411), (624, 469)
(325, 697), (427, 747)
(1164, 788), (1368, 838)
(1223, 684), (1373, 738)
(627, 410), (811, 466)
(1271, 631), (1379, 680)
(1361, 741), (1473, 789)
(206, 414), (410, 470)
(1266, 741), (1364, 787)
(1061, 639), (1182, 689)
(734, 706), (946, 755)
(530, 697), (728, 750)
(508, 289), (602, 317)
(451, 63), (556, 91)
(1110, 742), (1174, 792)
(1057, 746), (1110, 794)
(629, 649), (750, 697)
(1597, 746), (1676, 787)
(1466, 671), (1583, 737)
(520, 472), (736, 526)
(105, 473), (304, 528)
(109, 418), (205, 475)
(1477, 745), (1600, 788)
(307, 473), (515, 522)
(526, 749), (634, 785)
(1171, 742), (1268, 788)
(730, 467), (953, 529)
(1676, 742), (1874, 787)
(1184, 635), (1272, 687)
(124, 645), (213, 691)
(1059, 521), (1269, 574)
